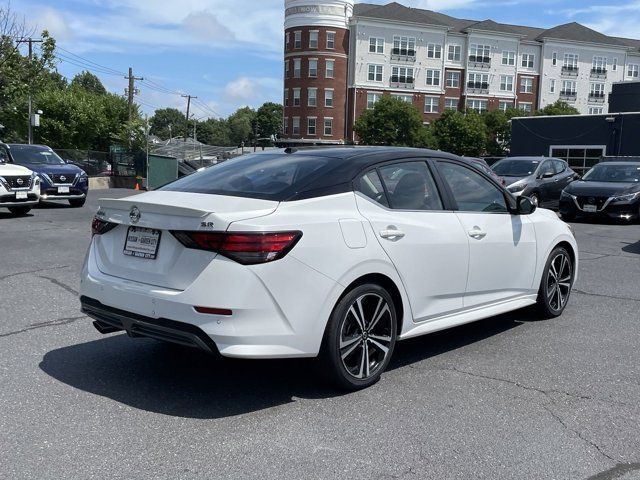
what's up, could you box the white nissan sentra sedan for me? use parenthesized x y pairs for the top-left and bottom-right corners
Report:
(80, 147), (578, 389)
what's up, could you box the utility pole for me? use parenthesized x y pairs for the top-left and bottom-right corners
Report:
(17, 37), (43, 144)
(124, 67), (144, 122)
(181, 94), (197, 141)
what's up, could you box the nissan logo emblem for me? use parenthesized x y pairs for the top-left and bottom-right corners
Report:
(16, 178), (24, 186)
(588, 197), (596, 204)
(129, 206), (141, 224)
(60, 175), (67, 182)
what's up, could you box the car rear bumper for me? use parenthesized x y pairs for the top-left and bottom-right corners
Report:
(79, 242), (341, 358)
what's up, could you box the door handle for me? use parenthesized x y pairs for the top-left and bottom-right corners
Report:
(380, 229), (405, 240)
(468, 227), (486, 240)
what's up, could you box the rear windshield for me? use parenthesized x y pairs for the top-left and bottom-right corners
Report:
(161, 153), (332, 200)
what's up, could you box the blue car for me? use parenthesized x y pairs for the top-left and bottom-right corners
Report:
(6, 144), (89, 207)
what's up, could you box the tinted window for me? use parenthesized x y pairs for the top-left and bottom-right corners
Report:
(552, 159), (566, 174)
(582, 163), (640, 183)
(161, 153), (331, 200)
(379, 162), (443, 211)
(438, 162), (508, 213)
(492, 159), (540, 176)
(356, 170), (389, 207)
(539, 161), (554, 176)
(9, 145), (66, 165)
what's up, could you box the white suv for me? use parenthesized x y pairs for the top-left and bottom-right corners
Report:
(0, 144), (41, 215)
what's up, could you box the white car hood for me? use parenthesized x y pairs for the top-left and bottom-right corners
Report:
(0, 163), (33, 176)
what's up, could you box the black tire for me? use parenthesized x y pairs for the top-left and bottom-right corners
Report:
(536, 246), (574, 318)
(8, 206), (31, 216)
(319, 283), (397, 390)
(560, 212), (576, 222)
(69, 198), (86, 208)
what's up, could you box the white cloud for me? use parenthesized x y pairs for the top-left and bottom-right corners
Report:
(224, 77), (257, 102)
(31, 7), (72, 41)
(558, 1), (640, 39)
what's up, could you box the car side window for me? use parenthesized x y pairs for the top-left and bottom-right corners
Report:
(437, 161), (508, 213)
(356, 169), (389, 208)
(539, 161), (554, 176)
(378, 162), (443, 211)
(553, 159), (566, 174)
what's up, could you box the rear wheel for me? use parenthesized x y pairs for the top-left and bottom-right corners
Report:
(8, 206), (31, 216)
(536, 246), (574, 318)
(320, 284), (397, 390)
(69, 198), (86, 208)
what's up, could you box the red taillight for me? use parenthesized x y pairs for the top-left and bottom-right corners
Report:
(171, 231), (302, 265)
(92, 217), (118, 236)
(194, 306), (233, 316)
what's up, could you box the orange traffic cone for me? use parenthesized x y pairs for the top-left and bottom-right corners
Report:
(134, 181), (140, 191)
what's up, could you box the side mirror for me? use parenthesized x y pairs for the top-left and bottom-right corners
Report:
(517, 196), (536, 215)
(540, 172), (554, 179)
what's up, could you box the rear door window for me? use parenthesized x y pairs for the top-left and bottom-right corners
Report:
(356, 170), (389, 207)
(378, 162), (443, 211)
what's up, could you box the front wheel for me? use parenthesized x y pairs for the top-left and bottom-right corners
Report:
(320, 284), (397, 390)
(8, 206), (32, 216)
(69, 198), (86, 208)
(536, 246), (574, 318)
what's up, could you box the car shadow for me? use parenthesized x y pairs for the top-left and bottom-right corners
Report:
(35, 201), (74, 209)
(0, 211), (34, 219)
(39, 310), (532, 419)
(622, 240), (640, 255)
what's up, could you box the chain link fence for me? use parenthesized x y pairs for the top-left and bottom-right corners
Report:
(54, 149), (147, 178)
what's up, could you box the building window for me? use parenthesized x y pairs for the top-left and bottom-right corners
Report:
(467, 99), (488, 113)
(550, 79), (556, 93)
(552, 52), (558, 66)
(326, 31), (335, 49)
(499, 100), (513, 112)
(325, 59), (335, 79)
(468, 72), (489, 89)
(564, 53), (579, 69)
(294, 31), (301, 49)
(588, 107), (604, 115)
(324, 117), (333, 136)
(502, 51), (516, 66)
(627, 64), (639, 78)
(427, 44), (442, 59)
(309, 30), (318, 49)
(561, 80), (577, 94)
(445, 71), (460, 88)
(293, 88), (301, 106)
(284, 60), (289, 79)
(307, 117), (317, 135)
(285, 33), (290, 47)
(447, 45), (461, 62)
(392, 94), (413, 103)
(470, 44), (491, 62)
(284, 89), (289, 107)
(391, 66), (415, 85)
(308, 59), (318, 78)
(500, 75), (514, 91)
(307, 88), (317, 107)
(522, 53), (534, 68)
(444, 98), (458, 110)
(392, 36), (416, 57)
(592, 56), (607, 73)
(293, 58), (301, 78)
(367, 92), (381, 109)
(520, 77), (533, 94)
(424, 96), (439, 113)
(283, 117), (289, 135)
(613, 58), (618, 71)
(518, 102), (532, 114)
(368, 64), (383, 82)
(369, 37), (384, 54)
(292, 117), (300, 134)
(590, 82), (605, 98)
(324, 89), (333, 107)
(426, 69), (441, 86)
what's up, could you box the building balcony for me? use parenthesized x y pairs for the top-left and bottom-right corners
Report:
(390, 76), (415, 89)
(561, 66), (579, 76)
(467, 81), (489, 94)
(590, 68), (607, 79)
(559, 90), (577, 101)
(390, 48), (416, 62)
(468, 56), (491, 69)
(588, 92), (606, 103)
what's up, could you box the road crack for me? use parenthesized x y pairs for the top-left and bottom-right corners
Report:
(0, 265), (70, 282)
(38, 275), (79, 296)
(0, 316), (86, 338)
(573, 289), (640, 304)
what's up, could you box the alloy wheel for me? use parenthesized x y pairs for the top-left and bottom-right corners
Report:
(339, 293), (394, 380)
(545, 252), (572, 312)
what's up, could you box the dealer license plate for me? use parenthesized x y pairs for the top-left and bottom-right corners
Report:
(15, 191), (27, 200)
(583, 204), (597, 213)
(123, 227), (161, 259)
(58, 186), (70, 194)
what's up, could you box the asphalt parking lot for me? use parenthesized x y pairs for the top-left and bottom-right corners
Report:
(1, 189), (640, 480)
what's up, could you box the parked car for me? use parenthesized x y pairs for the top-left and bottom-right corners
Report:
(0, 143), (41, 215)
(492, 156), (578, 208)
(463, 157), (506, 185)
(80, 147), (577, 390)
(6, 144), (89, 207)
(559, 161), (640, 222)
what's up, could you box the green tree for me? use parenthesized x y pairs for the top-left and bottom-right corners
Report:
(70, 71), (107, 95)
(149, 107), (186, 140)
(535, 100), (580, 116)
(255, 102), (283, 143)
(227, 106), (256, 146)
(431, 110), (488, 156)
(197, 118), (231, 146)
(483, 108), (527, 156)
(354, 96), (430, 147)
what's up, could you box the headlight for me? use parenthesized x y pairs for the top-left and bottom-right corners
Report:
(508, 183), (527, 193)
(561, 190), (575, 199)
(40, 173), (53, 184)
(611, 192), (640, 202)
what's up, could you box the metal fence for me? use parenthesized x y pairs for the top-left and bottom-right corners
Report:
(54, 149), (147, 178)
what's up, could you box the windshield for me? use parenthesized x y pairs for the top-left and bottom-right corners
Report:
(582, 163), (640, 183)
(9, 146), (66, 165)
(0, 145), (8, 164)
(161, 153), (332, 200)
(492, 159), (540, 177)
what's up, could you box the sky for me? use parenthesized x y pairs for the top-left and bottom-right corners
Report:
(13, 0), (640, 119)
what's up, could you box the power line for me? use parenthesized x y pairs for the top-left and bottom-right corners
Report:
(56, 53), (124, 77)
(55, 46), (126, 76)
